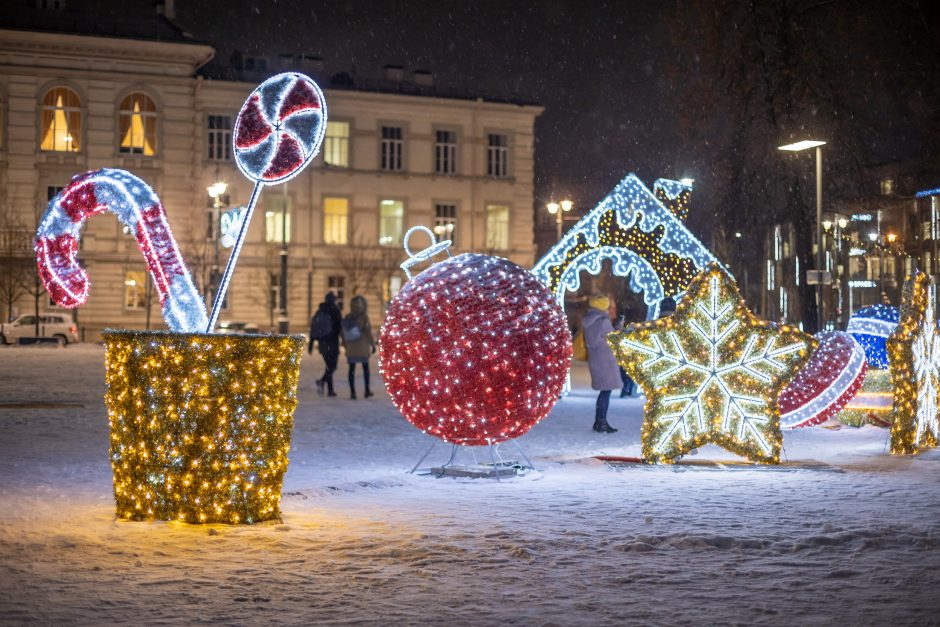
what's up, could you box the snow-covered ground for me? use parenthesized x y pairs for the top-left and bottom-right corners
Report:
(1, 343), (938, 625)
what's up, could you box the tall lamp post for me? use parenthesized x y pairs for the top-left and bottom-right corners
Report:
(207, 180), (228, 314)
(546, 198), (573, 240)
(779, 139), (826, 332)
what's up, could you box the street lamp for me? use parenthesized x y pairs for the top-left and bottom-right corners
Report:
(207, 181), (228, 313)
(779, 139), (827, 331)
(546, 198), (573, 240)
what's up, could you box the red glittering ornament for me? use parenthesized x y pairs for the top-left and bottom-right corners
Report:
(380, 253), (572, 446)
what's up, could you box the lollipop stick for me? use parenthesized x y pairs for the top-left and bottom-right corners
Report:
(207, 181), (263, 332)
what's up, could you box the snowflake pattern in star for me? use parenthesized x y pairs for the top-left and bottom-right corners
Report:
(608, 264), (814, 463)
(888, 271), (940, 454)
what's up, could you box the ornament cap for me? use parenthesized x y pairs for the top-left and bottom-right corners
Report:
(400, 225), (452, 279)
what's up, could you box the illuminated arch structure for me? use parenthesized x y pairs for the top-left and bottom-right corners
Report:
(532, 173), (717, 320)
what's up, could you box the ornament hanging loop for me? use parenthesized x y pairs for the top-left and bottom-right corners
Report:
(400, 225), (452, 279)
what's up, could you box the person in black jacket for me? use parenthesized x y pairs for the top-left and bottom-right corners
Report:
(309, 291), (342, 397)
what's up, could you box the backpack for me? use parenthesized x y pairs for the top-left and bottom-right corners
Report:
(572, 329), (588, 361)
(310, 309), (333, 340)
(341, 314), (362, 342)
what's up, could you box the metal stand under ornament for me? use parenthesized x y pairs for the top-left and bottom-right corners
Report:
(397, 227), (537, 480)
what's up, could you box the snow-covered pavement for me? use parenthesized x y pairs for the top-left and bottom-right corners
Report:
(1, 343), (938, 624)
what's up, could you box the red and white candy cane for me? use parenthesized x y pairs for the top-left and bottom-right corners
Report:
(34, 169), (208, 333)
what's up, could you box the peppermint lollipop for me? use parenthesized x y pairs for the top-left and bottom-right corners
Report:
(208, 72), (327, 331)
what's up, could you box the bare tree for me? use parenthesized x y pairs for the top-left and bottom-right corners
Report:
(0, 210), (33, 323)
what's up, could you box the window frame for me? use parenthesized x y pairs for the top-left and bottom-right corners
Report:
(378, 198), (405, 247)
(433, 127), (459, 175)
(433, 201), (459, 248)
(323, 119), (351, 168)
(379, 123), (405, 172)
(322, 195), (350, 245)
(206, 113), (233, 161)
(486, 131), (511, 178)
(123, 270), (148, 311)
(39, 84), (84, 153)
(484, 203), (511, 251)
(117, 91), (158, 157)
(264, 193), (292, 244)
(327, 275), (346, 310)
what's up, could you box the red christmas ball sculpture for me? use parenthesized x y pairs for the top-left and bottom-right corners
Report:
(380, 249), (572, 446)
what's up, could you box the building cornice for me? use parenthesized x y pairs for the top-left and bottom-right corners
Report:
(0, 28), (214, 76)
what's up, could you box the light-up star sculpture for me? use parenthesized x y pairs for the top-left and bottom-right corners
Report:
(608, 264), (815, 463)
(888, 271), (940, 454)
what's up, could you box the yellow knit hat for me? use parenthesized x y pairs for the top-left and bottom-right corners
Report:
(589, 295), (610, 311)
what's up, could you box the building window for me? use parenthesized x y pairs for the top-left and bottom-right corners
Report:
(124, 271), (146, 309)
(487, 134), (508, 177)
(380, 126), (403, 171)
(383, 275), (402, 303)
(207, 115), (232, 161)
(40, 87), (81, 152)
(880, 177), (895, 196)
(435, 130), (457, 175)
(47, 186), (64, 201)
(328, 275), (345, 310)
(324, 121), (349, 167)
(118, 93), (156, 155)
(323, 197), (348, 245)
(485, 204), (510, 250)
(36, 0), (65, 10)
(434, 203), (457, 245)
(264, 195), (291, 243)
(379, 199), (404, 247)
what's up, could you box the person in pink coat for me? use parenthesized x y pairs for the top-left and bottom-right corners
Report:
(581, 294), (621, 433)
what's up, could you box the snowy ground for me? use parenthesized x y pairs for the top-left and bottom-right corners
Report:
(0, 343), (938, 625)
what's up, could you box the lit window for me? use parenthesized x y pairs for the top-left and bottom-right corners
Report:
(124, 271), (146, 309)
(40, 87), (81, 152)
(324, 121), (349, 167)
(264, 195), (291, 243)
(207, 115), (232, 161)
(434, 203), (457, 246)
(435, 130), (457, 175)
(383, 275), (402, 303)
(880, 177), (895, 195)
(487, 134), (508, 177)
(379, 199), (404, 246)
(485, 204), (509, 250)
(381, 126), (403, 171)
(118, 93), (156, 155)
(323, 197), (348, 244)
(328, 275), (345, 309)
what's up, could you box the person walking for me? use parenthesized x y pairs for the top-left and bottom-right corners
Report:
(582, 294), (621, 433)
(308, 291), (342, 397)
(342, 294), (375, 399)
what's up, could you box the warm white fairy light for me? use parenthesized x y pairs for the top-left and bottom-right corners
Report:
(531, 173), (716, 313)
(609, 264), (813, 463)
(889, 272), (940, 454)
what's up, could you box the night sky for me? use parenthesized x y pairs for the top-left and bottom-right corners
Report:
(174, 0), (684, 211)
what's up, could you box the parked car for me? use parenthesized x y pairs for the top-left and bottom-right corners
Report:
(217, 320), (260, 334)
(0, 313), (79, 345)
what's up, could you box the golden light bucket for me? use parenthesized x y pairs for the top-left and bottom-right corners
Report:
(103, 330), (303, 524)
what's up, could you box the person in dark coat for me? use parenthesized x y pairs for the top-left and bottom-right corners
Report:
(582, 294), (621, 433)
(618, 304), (637, 398)
(309, 291), (342, 397)
(343, 295), (376, 399)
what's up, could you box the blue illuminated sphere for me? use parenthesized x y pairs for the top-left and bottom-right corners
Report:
(846, 304), (899, 369)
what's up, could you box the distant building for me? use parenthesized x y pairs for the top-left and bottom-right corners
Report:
(762, 161), (935, 328)
(0, 1), (542, 338)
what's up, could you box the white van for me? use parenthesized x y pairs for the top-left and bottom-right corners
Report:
(0, 313), (79, 345)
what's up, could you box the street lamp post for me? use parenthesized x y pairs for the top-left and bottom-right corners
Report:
(779, 139), (827, 332)
(278, 185), (289, 335)
(207, 181), (228, 315)
(546, 198), (573, 241)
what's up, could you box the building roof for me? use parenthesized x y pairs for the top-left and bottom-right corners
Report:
(0, 0), (203, 45)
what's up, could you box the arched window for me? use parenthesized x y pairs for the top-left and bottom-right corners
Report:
(118, 93), (156, 155)
(40, 87), (81, 152)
